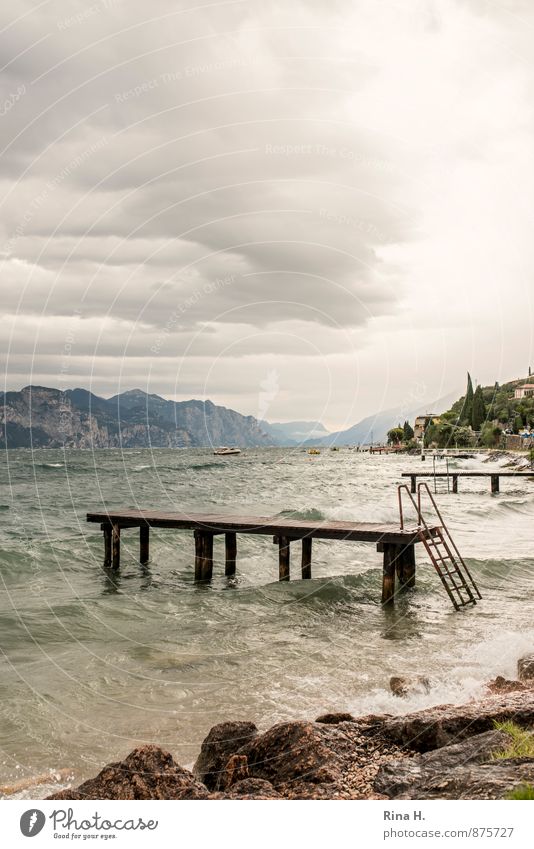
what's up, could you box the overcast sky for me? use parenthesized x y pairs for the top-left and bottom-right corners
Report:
(1, 0), (533, 429)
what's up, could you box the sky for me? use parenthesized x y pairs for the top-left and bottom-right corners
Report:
(1, 0), (533, 430)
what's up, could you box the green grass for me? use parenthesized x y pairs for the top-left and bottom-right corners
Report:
(492, 721), (534, 760)
(506, 784), (534, 800)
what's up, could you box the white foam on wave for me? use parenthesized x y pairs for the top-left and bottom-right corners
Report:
(348, 628), (534, 718)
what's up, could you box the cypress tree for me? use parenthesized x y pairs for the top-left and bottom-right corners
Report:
(403, 420), (414, 441)
(471, 385), (486, 430)
(461, 373), (474, 426)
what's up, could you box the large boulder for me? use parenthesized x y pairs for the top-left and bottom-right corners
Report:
(375, 729), (511, 798)
(518, 654), (534, 683)
(381, 758), (534, 800)
(47, 745), (209, 800)
(237, 721), (343, 788)
(389, 676), (430, 698)
(485, 676), (526, 695)
(315, 712), (356, 724)
(193, 721), (258, 790)
(379, 690), (534, 751)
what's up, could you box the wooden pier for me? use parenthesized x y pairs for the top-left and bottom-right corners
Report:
(402, 470), (534, 494)
(87, 509), (441, 605)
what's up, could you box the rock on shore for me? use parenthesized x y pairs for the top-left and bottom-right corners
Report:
(48, 674), (534, 801)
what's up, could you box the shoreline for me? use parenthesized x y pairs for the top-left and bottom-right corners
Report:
(36, 660), (534, 801)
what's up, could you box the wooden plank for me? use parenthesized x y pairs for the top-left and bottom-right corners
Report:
(225, 532), (237, 577)
(86, 510), (429, 544)
(301, 536), (312, 579)
(279, 536), (290, 581)
(401, 471), (534, 478)
(140, 524), (149, 564)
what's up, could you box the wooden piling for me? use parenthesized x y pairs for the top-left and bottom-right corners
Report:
(279, 536), (290, 581)
(396, 543), (416, 590)
(381, 543), (396, 604)
(202, 533), (214, 580)
(103, 524), (111, 568)
(491, 474), (499, 494)
(194, 530), (203, 581)
(225, 532), (237, 577)
(112, 523), (120, 570)
(140, 524), (149, 564)
(410, 475), (416, 494)
(452, 474), (458, 493)
(194, 531), (214, 581)
(301, 536), (312, 579)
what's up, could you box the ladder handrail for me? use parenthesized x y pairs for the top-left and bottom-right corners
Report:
(416, 482), (482, 600)
(398, 482), (423, 530)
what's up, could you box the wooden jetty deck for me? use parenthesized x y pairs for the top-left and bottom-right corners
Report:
(402, 470), (534, 494)
(86, 509), (441, 604)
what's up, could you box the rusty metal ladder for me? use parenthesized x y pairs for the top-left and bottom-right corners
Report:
(398, 482), (482, 611)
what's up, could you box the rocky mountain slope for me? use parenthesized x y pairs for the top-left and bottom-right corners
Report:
(0, 386), (270, 449)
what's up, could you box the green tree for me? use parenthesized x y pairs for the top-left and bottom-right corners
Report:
(402, 420), (414, 441)
(480, 423), (502, 447)
(387, 426), (404, 445)
(423, 420), (438, 447)
(471, 385), (486, 430)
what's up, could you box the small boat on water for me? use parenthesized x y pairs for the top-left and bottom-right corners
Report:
(213, 447), (241, 456)
(307, 448), (321, 455)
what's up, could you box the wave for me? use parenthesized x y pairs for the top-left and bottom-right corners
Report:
(276, 507), (327, 521)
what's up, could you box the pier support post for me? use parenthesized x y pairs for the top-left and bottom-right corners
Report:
(194, 531), (214, 581)
(194, 531), (203, 581)
(491, 474), (499, 494)
(112, 523), (120, 570)
(140, 524), (149, 564)
(103, 524), (111, 568)
(381, 543), (397, 604)
(225, 532), (237, 577)
(396, 543), (416, 590)
(279, 536), (290, 581)
(301, 537), (312, 579)
(410, 475), (416, 494)
(452, 475), (458, 493)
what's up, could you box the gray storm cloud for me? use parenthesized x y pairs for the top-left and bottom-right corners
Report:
(2, 0), (533, 426)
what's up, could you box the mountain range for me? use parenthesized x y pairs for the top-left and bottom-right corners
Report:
(0, 386), (268, 449)
(302, 390), (459, 446)
(0, 385), (457, 450)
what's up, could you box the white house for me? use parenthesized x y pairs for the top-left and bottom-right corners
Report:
(514, 384), (534, 400)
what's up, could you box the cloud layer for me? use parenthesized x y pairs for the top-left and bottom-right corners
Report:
(2, 0), (533, 427)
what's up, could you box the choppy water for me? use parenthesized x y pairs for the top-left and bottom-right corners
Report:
(1, 447), (533, 796)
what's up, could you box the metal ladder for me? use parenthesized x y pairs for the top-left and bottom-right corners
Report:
(398, 482), (482, 611)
